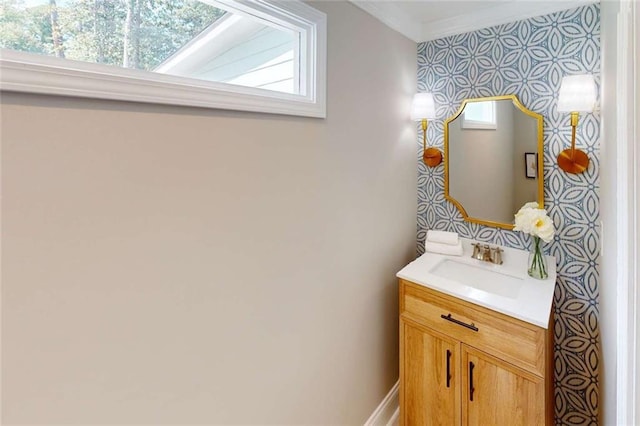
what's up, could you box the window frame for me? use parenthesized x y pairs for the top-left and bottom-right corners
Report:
(0, 0), (326, 118)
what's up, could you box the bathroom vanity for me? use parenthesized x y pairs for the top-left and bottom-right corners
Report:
(397, 239), (556, 425)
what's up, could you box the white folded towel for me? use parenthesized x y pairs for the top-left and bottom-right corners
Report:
(426, 230), (459, 246)
(425, 240), (464, 256)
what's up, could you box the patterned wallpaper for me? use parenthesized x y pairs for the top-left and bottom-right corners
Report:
(416, 5), (600, 425)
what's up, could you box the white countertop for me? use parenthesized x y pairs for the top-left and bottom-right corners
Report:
(397, 238), (557, 328)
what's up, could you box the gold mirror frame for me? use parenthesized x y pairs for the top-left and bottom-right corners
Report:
(444, 95), (544, 230)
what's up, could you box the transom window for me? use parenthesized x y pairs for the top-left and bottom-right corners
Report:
(0, 0), (326, 117)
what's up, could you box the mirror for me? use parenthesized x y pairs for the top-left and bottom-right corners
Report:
(444, 95), (544, 230)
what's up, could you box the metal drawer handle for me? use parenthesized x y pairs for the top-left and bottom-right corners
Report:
(446, 349), (452, 388)
(440, 313), (479, 332)
(469, 361), (475, 401)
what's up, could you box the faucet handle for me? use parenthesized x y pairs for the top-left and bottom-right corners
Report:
(491, 247), (504, 265)
(471, 243), (482, 259)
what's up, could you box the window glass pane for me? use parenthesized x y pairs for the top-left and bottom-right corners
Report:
(156, 13), (299, 94)
(0, 0), (300, 94)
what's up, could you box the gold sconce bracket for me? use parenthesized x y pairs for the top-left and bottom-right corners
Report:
(558, 149), (589, 174)
(557, 112), (589, 174)
(424, 147), (443, 167)
(421, 119), (442, 167)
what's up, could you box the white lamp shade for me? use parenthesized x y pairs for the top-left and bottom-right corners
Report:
(557, 74), (597, 112)
(411, 93), (436, 120)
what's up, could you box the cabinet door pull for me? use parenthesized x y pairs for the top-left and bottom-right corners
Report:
(446, 349), (452, 388)
(440, 313), (479, 332)
(469, 361), (475, 401)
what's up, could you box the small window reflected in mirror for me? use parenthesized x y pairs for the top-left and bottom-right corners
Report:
(462, 101), (496, 129)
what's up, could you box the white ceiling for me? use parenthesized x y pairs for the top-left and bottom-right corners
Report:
(350, 0), (599, 42)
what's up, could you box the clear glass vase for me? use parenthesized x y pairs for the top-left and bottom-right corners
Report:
(528, 236), (549, 280)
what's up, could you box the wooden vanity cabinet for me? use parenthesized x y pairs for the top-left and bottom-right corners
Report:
(399, 279), (554, 426)
(401, 319), (461, 425)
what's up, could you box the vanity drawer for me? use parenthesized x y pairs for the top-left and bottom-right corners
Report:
(400, 279), (547, 377)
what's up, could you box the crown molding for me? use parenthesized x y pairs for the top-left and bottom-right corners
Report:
(349, 0), (598, 44)
(350, 0), (422, 42)
(420, 1), (599, 42)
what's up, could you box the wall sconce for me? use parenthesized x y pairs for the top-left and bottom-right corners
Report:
(556, 74), (597, 174)
(411, 93), (442, 167)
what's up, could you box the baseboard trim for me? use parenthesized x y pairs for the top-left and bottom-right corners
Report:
(364, 380), (399, 426)
(387, 407), (399, 426)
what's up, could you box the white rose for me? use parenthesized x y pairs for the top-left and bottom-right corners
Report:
(514, 207), (536, 233)
(531, 213), (555, 242)
(513, 202), (555, 242)
(517, 201), (540, 213)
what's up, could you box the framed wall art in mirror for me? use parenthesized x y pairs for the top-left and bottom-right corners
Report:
(525, 152), (537, 179)
(444, 95), (544, 230)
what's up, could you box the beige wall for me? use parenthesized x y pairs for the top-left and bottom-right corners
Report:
(0, 2), (417, 424)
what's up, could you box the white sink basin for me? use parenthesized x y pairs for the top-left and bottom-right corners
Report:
(397, 238), (557, 328)
(429, 258), (524, 299)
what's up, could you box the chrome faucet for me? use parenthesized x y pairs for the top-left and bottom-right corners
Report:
(471, 242), (503, 265)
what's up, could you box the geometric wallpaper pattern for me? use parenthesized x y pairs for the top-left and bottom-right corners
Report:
(416, 5), (600, 424)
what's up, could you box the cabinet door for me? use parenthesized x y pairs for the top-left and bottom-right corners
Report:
(462, 345), (545, 426)
(400, 317), (461, 426)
